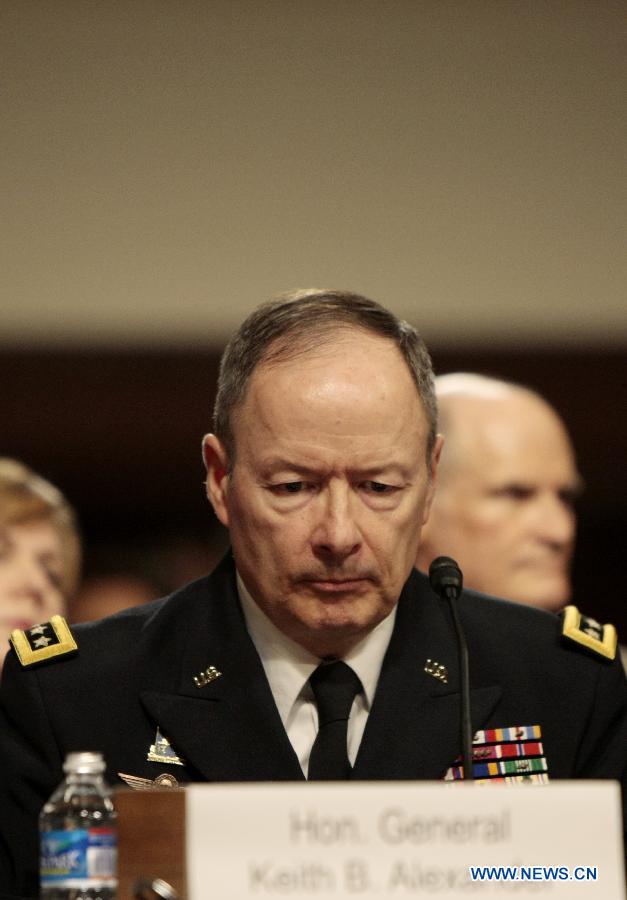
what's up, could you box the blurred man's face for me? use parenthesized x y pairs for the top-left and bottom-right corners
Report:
(204, 330), (440, 658)
(418, 392), (579, 610)
(0, 520), (66, 668)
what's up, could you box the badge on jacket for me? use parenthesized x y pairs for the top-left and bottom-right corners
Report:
(444, 724), (549, 784)
(9, 616), (78, 668)
(147, 727), (186, 766)
(560, 606), (617, 660)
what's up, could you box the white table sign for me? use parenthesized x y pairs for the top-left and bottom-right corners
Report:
(186, 781), (625, 899)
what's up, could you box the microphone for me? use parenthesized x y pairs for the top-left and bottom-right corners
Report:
(429, 556), (473, 782)
(429, 555), (463, 602)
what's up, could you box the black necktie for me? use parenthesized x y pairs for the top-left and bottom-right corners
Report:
(308, 661), (362, 780)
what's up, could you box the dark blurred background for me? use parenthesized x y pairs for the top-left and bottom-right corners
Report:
(2, 2), (625, 637)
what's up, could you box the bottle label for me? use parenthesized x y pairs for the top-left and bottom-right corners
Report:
(40, 828), (117, 887)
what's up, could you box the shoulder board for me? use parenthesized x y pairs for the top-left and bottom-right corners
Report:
(560, 605), (617, 661)
(9, 615), (78, 668)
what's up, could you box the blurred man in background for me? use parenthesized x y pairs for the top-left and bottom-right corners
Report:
(416, 373), (580, 611)
(0, 459), (80, 671)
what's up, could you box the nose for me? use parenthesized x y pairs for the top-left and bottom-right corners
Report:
(311, 482), (362, 563)
(535, 493), (576, 551)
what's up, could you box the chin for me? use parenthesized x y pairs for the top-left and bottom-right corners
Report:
(292, 605), (382, 654)
(296, 622), (370, 658)
(307, 607), (373, 636)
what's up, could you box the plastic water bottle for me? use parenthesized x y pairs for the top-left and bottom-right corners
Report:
(39, 751), (117, 900)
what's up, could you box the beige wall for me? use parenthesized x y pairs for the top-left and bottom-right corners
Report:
(2, 0), (626, 346)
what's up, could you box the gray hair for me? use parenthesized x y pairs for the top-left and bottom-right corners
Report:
(213, 288), (437, 465)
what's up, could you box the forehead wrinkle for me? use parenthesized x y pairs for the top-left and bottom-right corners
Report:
(237, 413), (425, 485)
(257, 441), (418, 475)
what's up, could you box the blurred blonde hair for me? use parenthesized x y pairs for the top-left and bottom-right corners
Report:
(0, 459), (81, 599)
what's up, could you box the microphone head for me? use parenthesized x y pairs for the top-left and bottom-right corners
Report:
(429, 556), (463, 600)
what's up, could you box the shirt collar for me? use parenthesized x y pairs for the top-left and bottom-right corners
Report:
(237, 571), (397, 726)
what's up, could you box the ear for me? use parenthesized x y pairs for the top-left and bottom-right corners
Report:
(202, 434), (231, 528)
(422, 433), (444, 524)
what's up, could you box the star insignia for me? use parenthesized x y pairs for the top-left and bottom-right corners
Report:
(9, 615), (77, 668)
(33, 635), (52, 648)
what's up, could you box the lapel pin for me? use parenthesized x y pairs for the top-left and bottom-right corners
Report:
(193, 665), (222, 688)
(424, 658), (448, 683)
(118, 771), (181, 791)
(147, 727), (185, 766)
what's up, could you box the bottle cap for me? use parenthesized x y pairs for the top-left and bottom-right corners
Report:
(63, 751), (106, 775)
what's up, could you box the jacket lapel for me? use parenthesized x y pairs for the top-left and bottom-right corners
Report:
(353, 570), (501, 780)
(136, 556), (303, 782)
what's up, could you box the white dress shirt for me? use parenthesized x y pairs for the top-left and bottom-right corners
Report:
(237, 572), (397, 777)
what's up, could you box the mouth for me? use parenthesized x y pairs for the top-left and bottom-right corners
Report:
(302, 578), (371, 595)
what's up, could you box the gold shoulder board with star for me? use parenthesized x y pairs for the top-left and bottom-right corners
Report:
(560, 605), (617, 661)
(9, 616), (78, 668)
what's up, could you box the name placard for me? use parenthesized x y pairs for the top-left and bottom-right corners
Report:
(186, 781), (625, 899)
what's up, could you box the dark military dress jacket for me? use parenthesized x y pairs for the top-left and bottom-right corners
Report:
(1, 553), (625, 897)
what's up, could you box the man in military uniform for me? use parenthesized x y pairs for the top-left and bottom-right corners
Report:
(0, 290), (625, 898)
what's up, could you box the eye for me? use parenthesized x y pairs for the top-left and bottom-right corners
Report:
(498, 485), (534, 501)
(283, 482), (304, 493)
(271, 481), (307, 494)
(362, 481), (396, 494)
(44, 566), (63, 590)
(39, 556), (63, 589)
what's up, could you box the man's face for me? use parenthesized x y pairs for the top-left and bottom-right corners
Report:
(0, 519), (66, 667)
(204, 330), (440, 657)
(419, 392), (579, 610)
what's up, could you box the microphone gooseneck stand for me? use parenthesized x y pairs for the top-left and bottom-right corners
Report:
(429, 556), (474, 782)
